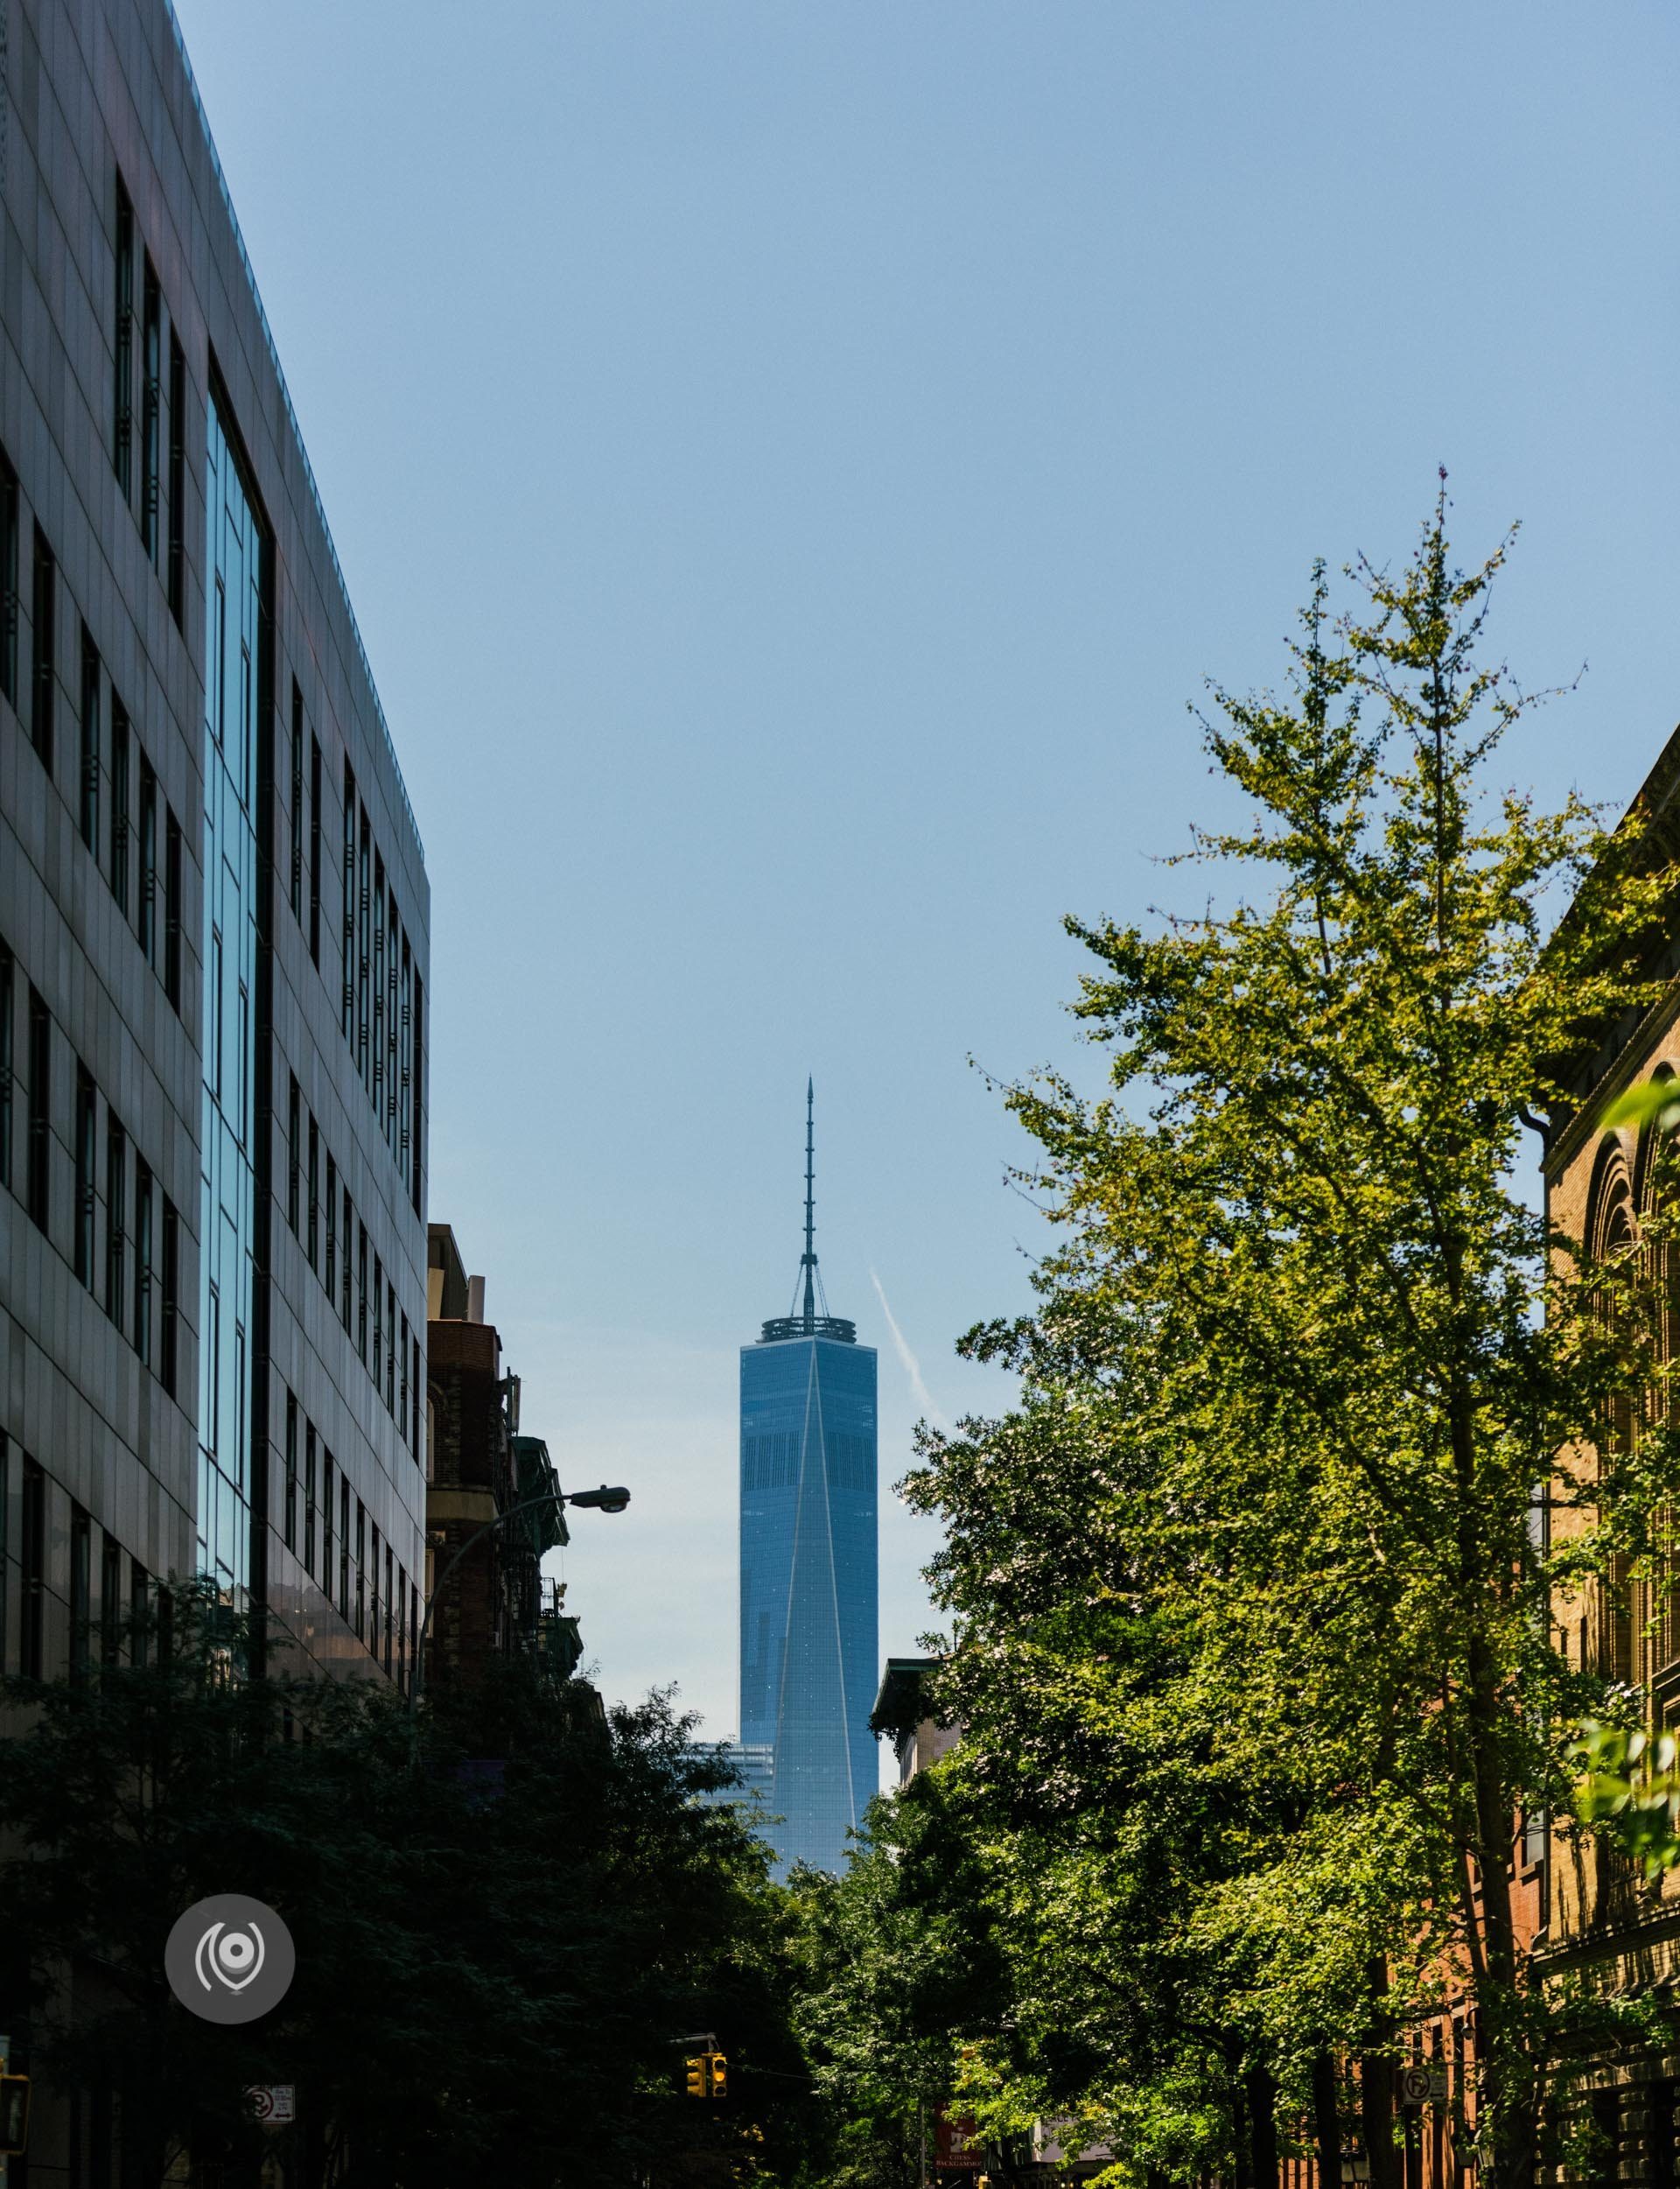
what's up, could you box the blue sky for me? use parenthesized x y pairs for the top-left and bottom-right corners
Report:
(172, 0), (1680, 1766)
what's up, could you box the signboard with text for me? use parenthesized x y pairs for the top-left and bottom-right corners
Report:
(934, 2107), (984, 2172)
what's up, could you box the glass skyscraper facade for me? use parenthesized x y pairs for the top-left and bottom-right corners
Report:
(739, 1091), (878, 1875)
(197, 397), (266, 1598)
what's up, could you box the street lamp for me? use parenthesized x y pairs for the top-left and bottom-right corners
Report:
(409, 1484), (631, 1715)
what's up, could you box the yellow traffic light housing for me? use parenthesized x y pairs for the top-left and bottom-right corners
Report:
(710, 2052), (727, 2099)
(0, 2073), (31, 2157)
(685, 2055), (707, 2099)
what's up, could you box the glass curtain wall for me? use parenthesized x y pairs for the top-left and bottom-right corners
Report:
(197, 394), (265, 1598)
(739, 1332), (878, 1875)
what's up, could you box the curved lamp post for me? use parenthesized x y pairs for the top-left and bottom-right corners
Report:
(409, 1483), (630, 1717)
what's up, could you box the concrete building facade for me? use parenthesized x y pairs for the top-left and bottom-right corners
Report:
(0, 0), (430, 1701)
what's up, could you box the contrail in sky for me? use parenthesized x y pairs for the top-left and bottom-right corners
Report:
(870, 1269), (948, 1430)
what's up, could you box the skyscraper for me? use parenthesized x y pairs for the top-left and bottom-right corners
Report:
(739, 1085), (878, 1875)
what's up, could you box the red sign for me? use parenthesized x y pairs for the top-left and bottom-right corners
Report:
(934, 2108), (984, 2172)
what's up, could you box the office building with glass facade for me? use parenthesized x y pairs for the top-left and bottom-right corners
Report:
(0, 0), (430, 1722)
(739, 1091), (878, 1874)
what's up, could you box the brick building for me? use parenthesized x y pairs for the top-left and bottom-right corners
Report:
(1530, 725), (1680, 2188)
(424, 1224), (572, 1691)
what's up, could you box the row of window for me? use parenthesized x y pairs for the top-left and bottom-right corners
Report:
(79, 602), (186, 1005)
(342, 756), (423, 1216)
(0, 940), (184, 1392)
(282, 1391), (415, 1686)
(112, 174), (186, 626)
(3, 446), (187, 1013)
(740, 1430), (875, 1493)
(285, 1074), (422, 1461)
(0, 1433), (161, 1684)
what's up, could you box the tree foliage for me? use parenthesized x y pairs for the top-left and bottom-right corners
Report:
(0, 1585), (820, 2188)
(864, 493), (1680, 2189)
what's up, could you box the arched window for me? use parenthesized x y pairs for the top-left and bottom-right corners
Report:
(1587, 1140), (1639, 1686)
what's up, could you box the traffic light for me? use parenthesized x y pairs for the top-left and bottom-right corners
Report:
(685, 2055), (707, 2100)
(0, 2073), (31, 2157)
(710, 2053), (727, 2099)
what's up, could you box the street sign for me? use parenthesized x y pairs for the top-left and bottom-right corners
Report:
(247, 2086), (296, 2125)
(1398, 2066), (1448, 2109)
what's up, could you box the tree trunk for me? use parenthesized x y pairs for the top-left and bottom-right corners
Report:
(1361, 2050), (1399, 2189)
(1248, 2064), (1280, 2189)
(1234, 2078), (1255, 2189)
(1465, 1632), (1536, 2189)
(1312, 2048), (1342, 2189)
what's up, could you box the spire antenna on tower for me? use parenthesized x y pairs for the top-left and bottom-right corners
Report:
(760, 1080), (855, 1344)
(802, 1077), (816, 1332)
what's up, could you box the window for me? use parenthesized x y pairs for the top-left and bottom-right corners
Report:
(397, 1565), (408, 1691)
(204, 1287), (220, 1456)
(138, 758), (158, 965)
(284, 1393), (298, 1554)
(105, 1113), (127, 1327)
(167, 332), (186, 626)
(411, 974), (424, 1217)
(110, 698), (130, 916)
(80, 627), (101, 851)
(0, 446), (17, 707)
(373, 1252), (383, 1395)
(358, 1224), (368, 1364)
(113, 181), (135, 497)
(142, 260), (162, 561)
(374, 860), (386, 1117)
(212, 579), (225, 747)
(160, 1196), (178, 1399)
(387, 1281), (396, 1413)
(341, 1187), (354, 1331)
(21, 1460), (46, 1680)
(287, 1075), (301, 1233)
(210, 930), (223, 1104)
(304, 1424), (318, 1578)
(355, 1500), (367, 1640)
(102, 1532), (122, 1669)
(27, 987), (50, 1233)
(358, 812), (371, 1086)
(134, 1158), (153, 1365)
(164, 807), (182, 1009)
(0, 939), (11, 1192)
(370, 1522), (381, 1657)
(290, 683), (304, 923)
(130, 1561), (149, 1669)
(386, 896), (400, 1146)
(400, 938), (413, 1189)
(309, 735), (322, 965)
(237, 985), (248, 1146)
(412, 1337), (422, 1456)
(339, 1478), (350, 1619)
(400, 1314), (410, 1444)
(342, 761), (356, 1041)
(32, 524), (55, 772)
(384, 1544), (395, 1674)
(326, 1153), (338, 1302)
(321, 1450), (334, 1600)
(71, 1506), (92, 1685)
(74, 1068), (96, 1287)
(307, 1115), (319, 1268)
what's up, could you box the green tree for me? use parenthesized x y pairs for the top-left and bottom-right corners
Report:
(788, 1776), (1009, 2189)
(0, 1585), (820, 2188)
(902, 490), (1679, 2189)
